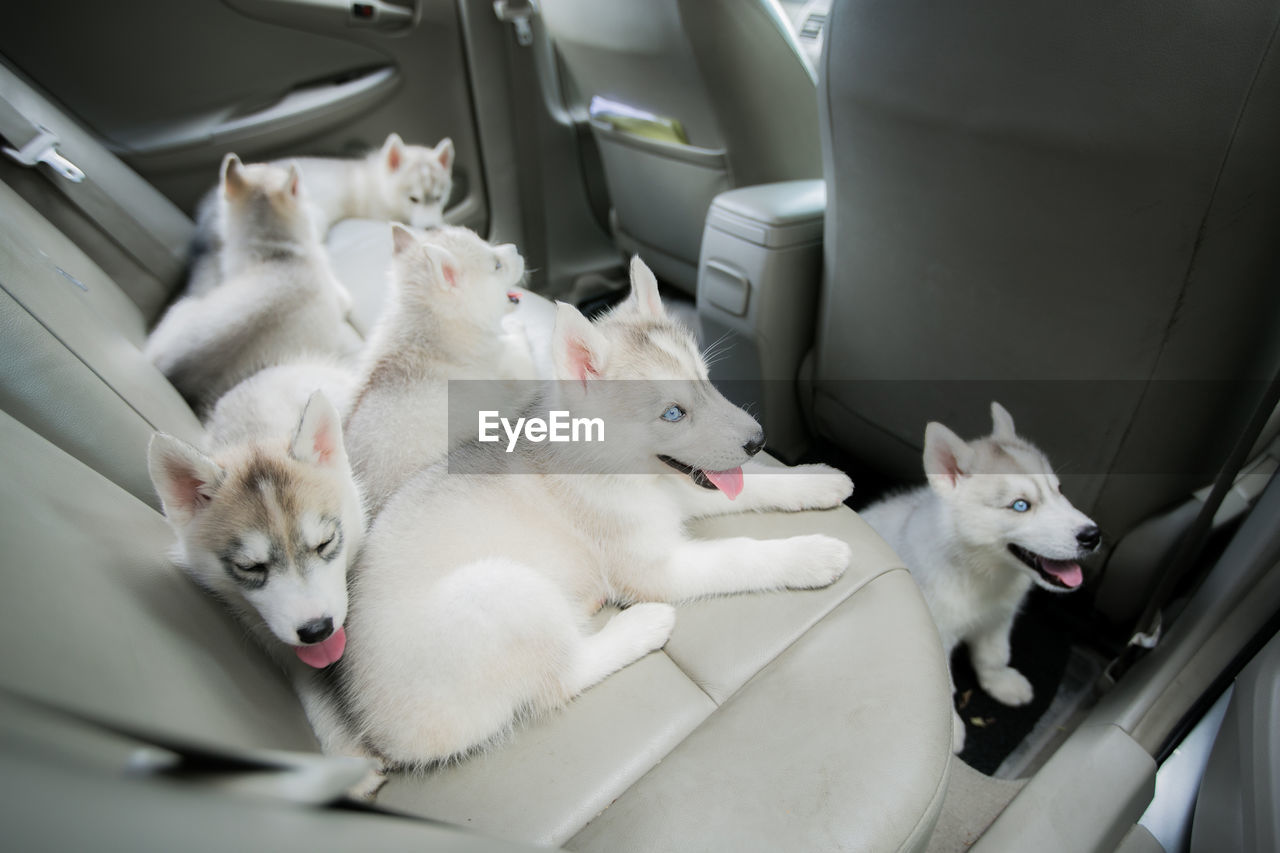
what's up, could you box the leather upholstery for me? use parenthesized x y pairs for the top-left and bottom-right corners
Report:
(813, 0), (1280, 554)
(0, 152), (952, 849)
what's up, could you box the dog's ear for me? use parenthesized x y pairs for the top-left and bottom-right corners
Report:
(148, 433), (225, 526)
(390, 222), (418, 256)
(990, 401), (1017, 441)
(434, 137), (455, 172)
(220, 153), (247, 199)
(924, 422), (973, 493)
(622, 255), (665, 319)
(283, 161), (302, 199)
(290, 391), (347, 469)
(382, 132), (405, 172)
(552, 301), (610, 385)
(391, 226), (460, 294)
(419, 241), (460, 290)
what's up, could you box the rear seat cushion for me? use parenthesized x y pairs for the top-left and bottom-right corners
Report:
(372, 507), (953, 850)
(0, 181), (201, 508)
(1, 182), (954, 850)
(322, 219), (954, 850)
(0, 409), (315, 752)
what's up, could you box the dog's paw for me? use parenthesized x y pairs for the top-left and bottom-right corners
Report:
(783, 535), (851, 589)
(616, 602), (677, 652)
(347, 764), (388, 801)
(790, 464), (855, 510)
(952, 709), (967, 754)
(978, 666), (1034, 706)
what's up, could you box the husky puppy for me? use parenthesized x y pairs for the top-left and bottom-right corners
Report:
(204, 356), (357, 450)
(147, 154), (357, 412)
(339, 257), (855, 769)
(148, 391), (364, 670)
(187, 134), (454, 296)
(152, 388), (390, 792)
(343, 223), (534, 514)
(860, 402), (1100, 752)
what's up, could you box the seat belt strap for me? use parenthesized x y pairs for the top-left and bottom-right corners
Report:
(0, 84), (190, 286)
(1116, 373), (1280, 673)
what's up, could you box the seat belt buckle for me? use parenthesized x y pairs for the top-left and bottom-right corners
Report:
(1127, 610), (1163, 649)
(2, 126), (85, 183)
(493, 0), (536, 46)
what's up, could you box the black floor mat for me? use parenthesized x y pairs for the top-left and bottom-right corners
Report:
(949, 590), (1075, 774)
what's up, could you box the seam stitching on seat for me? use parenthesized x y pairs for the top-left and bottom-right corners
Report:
(0, 280), (159, 432)
(664, 562), (910, 705)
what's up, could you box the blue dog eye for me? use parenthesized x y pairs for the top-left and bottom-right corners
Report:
(661, 404), (686, 422)
(1011, 499), (1030, 512)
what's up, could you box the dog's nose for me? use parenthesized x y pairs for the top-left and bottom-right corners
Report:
(743, 432), (765, 457)
(297, 616), (334, 645)
(1076, 525), (1101, 551)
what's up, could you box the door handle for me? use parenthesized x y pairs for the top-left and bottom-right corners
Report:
(221, 0), (415, 33)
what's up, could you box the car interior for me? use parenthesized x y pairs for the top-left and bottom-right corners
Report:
(1, 1), (1278, 851)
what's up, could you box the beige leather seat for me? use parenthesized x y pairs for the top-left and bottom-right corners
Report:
(0, 60), (952, 849)
(538, 0), (821, 293)
(809, 0), (1280, 621)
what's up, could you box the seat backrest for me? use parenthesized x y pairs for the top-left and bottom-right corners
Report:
(0, 179), (203, 508)
(0, 407), (316, 753)
(540, 0), (821, 290)
(813, 0), (1280, 555)
(0, 60), (194, 325)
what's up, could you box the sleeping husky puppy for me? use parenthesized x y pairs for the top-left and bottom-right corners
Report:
(149, 390), (364, 671)
(149, 389), (381, 789)
(860, 402), (1100, 752)
(186, 134), (454, 296)
(343, 223), (534, 514)
(339, 257), (855, 769)
(147, 154), (357, 413)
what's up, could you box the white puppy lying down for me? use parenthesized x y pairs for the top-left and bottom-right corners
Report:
(338, 257), (856, 771)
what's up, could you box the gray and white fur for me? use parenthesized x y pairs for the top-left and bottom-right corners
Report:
(338, 256), (856, 770)
(186, 134), (454, 296)
(860, 402), (1100, 752)
(343, 223), (534, 515)
(146, 154), (358, 413)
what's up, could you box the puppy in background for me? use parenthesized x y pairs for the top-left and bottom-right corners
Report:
(860, 402), (1100, 752)
(146, 155), (357, 412)
(187, 134), (454, 296)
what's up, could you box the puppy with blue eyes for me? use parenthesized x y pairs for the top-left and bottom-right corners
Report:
(860, 402), (1100, 753)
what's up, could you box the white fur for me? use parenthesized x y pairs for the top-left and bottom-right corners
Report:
(147, 155), (357, 413)
(148, 391), (383, 793)
(861, 402), (1099, 752)
(204, 356), (357, 450)
(340, 257), (855, 770)
(186, 134), (454, 296)
(343, 223), (536, 514)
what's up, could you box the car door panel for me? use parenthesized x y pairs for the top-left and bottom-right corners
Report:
(2, 0), (487, 231)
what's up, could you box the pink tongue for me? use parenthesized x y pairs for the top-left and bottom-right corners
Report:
(295, 626), (347, 669)
(1040, 560), (1083, 589)
(703, 467), (744, 500)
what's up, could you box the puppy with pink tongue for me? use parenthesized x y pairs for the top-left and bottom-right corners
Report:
(861, 402), (1099, 753)
(338, 257), (857, 771)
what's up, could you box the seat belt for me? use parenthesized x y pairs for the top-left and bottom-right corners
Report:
(494, 0), (549, 292)
(1109, 372), (1280, 681)
(0, 87), (191, 287)
(0, 685), (376, 807)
